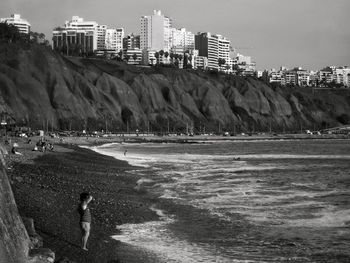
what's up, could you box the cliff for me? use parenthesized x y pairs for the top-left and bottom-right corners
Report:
(0, 145), (30, 262)
(0, 43), (349, 133)
(0, 144), (55, 263)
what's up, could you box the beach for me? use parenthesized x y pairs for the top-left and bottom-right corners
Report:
(4, 134), (350, 262)
(5, 137), (162, 263)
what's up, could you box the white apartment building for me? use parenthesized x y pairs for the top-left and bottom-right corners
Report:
(281, 68), (310, 86)
(195, 56), (208, 69)
(236, 53), (256, 75)
(296, 68), (310, 86)
(318, 67), (334, 84)
(140, 10), (172, 52)
(284, 71), (297, 85)
(104, 28), (124, 54)
(269, 70), (283, 84)
(53, 16), (124, 57)
(170, 28), (195, 51)
(1, 14), (30, 34)
(52, 16), (98, 54)
(126, 49), (142, 65)
(142, 49), (157, 65)
(335, 67), (350, 87)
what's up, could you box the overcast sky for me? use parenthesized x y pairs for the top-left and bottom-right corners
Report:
(1, 0), (349, 70)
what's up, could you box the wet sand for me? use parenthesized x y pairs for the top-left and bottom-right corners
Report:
(5, 138), (161, 263)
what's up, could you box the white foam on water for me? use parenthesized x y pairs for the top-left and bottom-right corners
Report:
(239, 154), (350, 159)
(112, 207), (254, 263)
(285, 207), (350, 227)
(86, 141), (350, 259)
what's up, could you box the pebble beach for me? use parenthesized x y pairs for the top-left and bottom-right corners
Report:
(5, 136), (161, 263)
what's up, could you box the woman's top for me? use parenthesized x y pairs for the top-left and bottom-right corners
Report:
(78, 204), (91, 223)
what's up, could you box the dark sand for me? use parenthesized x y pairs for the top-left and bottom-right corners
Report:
(5, 139), (162, 263)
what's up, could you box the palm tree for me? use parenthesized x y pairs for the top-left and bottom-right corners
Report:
(154, 52), (160, 64)
(170, 53), (174, 64)
(178, 54), (183, 68)
(118, 50), (123, 61)
(159, 50), (164, 64)
(218, 58), (226, 71)
(132, 53), (138, 63)
(164, 51), (169, 63)
(174, 54), (179, 68)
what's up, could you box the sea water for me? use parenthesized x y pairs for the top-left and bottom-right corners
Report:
(91, 139), (350, 262)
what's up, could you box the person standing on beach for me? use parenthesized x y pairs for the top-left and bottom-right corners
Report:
(78, 192), (93, 250)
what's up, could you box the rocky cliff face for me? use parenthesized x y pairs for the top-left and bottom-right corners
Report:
(0, 43), (349, 133)
(0, 145), (55, 263)
(0, 145), (30, 263)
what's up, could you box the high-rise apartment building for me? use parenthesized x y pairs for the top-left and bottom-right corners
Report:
(97, 25), (107, 50)
(195, 32), (230, 70)
(123, 33), (141, 51)
(170, 28), (195, 52)
(53, 16), (123, 56)
(104, 28), (124, 53)
(140, 10), (172, 51)
(52, 16), (98, 55)
(0, 14), (31, 34)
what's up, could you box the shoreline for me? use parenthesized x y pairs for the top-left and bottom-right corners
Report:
(45, 132), (350, 147)
(4, 134), (350, 262)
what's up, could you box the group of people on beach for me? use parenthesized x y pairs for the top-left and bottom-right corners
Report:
(33, 138), (54, 152)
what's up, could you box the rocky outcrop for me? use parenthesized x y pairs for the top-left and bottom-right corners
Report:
(0, 144), (30, 263)
(0, 144), (55, 263)
(0, 43), (349, 132)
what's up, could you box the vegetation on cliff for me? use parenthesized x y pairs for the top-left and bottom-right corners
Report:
(0, 41), (349, 134)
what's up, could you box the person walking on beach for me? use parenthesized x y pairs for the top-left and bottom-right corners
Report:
(78, 192), (93, 251)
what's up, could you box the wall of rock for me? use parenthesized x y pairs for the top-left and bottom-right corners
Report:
(0, 144), (54, 263)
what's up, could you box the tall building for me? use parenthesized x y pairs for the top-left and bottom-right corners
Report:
(195, 32), (230, 71)
(140, 10), (172, 51)
(334, 67), (350, 87)
(53, 16), (123, 57)
(0, 14), (30, 34)
(170, 28), (195, 52)
(104, 28), (124, 53)
(97, 25), (107, 50)
(52, 16), (98, 55)
(123, 33), (140, 51)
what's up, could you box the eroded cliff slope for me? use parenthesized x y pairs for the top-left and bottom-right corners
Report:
(0, 43), (349, 132)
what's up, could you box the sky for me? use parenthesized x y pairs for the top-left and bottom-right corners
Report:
(1, 0), (349, 70)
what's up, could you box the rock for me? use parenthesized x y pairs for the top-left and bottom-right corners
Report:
(28, 248), (55, 263)
(21, 217), (43, 248)
(0, 144), (31, 263)
(22, 217), (36, 236)
(29, 234), (44, 249)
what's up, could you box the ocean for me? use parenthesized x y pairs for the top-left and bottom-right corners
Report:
(91, 139), (350, 263)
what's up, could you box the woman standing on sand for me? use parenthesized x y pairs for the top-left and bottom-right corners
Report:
(78, 192), (93, 250)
